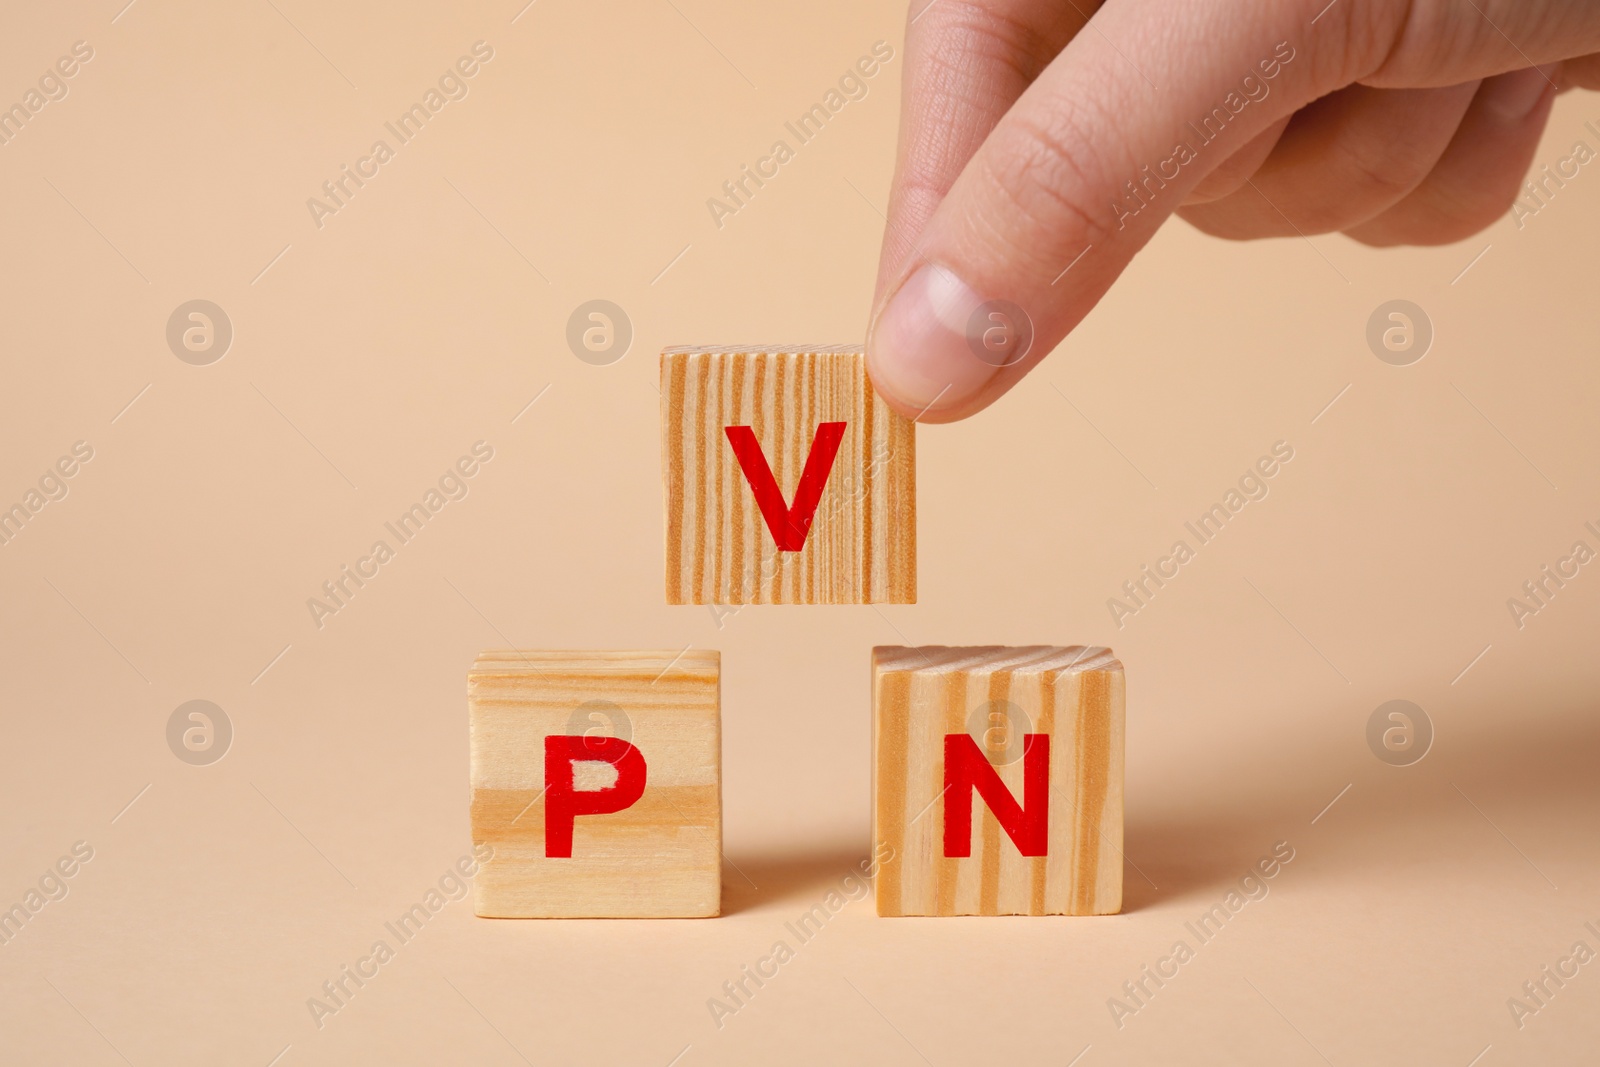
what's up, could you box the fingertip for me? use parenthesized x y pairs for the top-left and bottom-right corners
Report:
(866, 262), (1012, 422)
(1478, 65), (1558, 125)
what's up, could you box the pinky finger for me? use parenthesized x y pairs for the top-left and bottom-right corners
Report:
(1345, 66), (1558, 247)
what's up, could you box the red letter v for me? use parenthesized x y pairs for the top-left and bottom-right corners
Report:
(724, 422), (846, 551)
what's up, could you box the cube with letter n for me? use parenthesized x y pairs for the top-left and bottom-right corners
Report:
(873, 646), (1124, 916)
(660, 347), (915, 605)
(468, 650), (721, 918)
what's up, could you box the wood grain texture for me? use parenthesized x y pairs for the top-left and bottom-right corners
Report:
(468, 650), (721, 918)
(661, 347), (915, 604)
(872, 646), (1124, 916)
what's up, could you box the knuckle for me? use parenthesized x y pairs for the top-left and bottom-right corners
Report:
(1339, 139), (1430, 204)
(912, 1), (1064, 85)
(897, 2), (1077, 217)
(981, 105), (1118, 255)
(1319, 0), (1423, 86)
(1361, 0), (1521, 86)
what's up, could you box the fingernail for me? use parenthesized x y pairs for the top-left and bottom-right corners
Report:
(868, 264), (1009, 418)
(1484, 66), (1555, 123)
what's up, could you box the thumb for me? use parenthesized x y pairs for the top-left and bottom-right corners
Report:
(864, 0), (1378, 422)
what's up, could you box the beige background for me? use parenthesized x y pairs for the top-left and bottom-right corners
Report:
(2, 1), (1598, 1064)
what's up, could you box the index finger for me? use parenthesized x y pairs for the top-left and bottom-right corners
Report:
(874, 0), (1095, 302)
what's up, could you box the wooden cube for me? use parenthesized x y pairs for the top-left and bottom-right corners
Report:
(468, 650), (721, 918)
(661, 347), (915, 605)
(872, 646), (1124, 916)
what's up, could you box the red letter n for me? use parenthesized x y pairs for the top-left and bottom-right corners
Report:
(943, 733), (1050, 857)
(543, 735), (647, 858)
(724, 421), (846, 551)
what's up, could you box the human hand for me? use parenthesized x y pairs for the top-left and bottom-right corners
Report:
(865, 0), (1600, 421)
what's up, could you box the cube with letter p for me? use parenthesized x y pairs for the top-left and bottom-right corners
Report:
(468, 650), (721, 918)
(872, 646), (1124, 916)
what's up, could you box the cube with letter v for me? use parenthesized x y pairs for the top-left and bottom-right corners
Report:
(660, 347), (916, 605)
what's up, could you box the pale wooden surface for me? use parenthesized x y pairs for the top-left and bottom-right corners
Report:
(468, 650), (722, 918)
(661, 347), (915, 604)
(873, 646), (1124, 916)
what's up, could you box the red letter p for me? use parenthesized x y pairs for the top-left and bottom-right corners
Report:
(543, 735), (647, 858)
